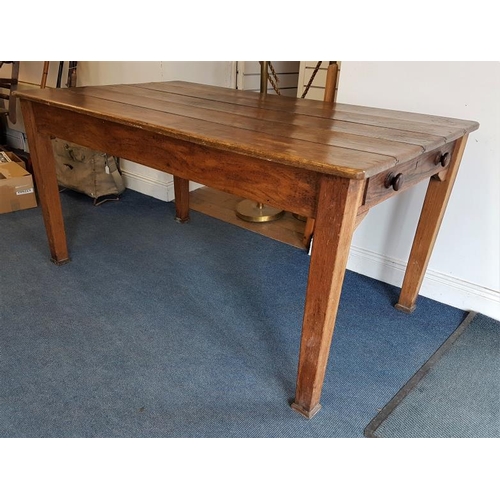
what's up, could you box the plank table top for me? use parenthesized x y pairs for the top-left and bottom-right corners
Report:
(15, 81), (478, 179)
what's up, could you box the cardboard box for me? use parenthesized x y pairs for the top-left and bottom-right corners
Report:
(0, 151), (37, 214)
(0, 149), (26, 168)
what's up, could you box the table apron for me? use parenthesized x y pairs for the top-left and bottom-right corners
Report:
(363, 141), (457, 208)
(30, 102), (321, 218)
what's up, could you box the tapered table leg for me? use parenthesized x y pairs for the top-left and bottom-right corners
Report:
(20, 101), (69, 265)
(174, 176), (190, 223)
(396, 135), (469, 313)
(302, 217), (315, 249)
(292, 175), (364, 418)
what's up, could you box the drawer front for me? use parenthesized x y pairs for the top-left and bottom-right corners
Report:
(363, 141), (456, 208)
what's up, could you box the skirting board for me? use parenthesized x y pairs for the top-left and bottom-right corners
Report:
(347, 245), (500, 321)
(121, 168), (203, 202)
(123, 171), (500, 321)
(121, 168), (175, 202)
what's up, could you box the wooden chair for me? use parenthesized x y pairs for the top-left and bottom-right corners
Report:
(0, 61), (20, 124)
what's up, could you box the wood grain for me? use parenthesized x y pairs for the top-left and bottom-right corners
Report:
(69, 85), (425, 164)
(14, 88), (389, 179)
(119, 83), (455, 152)
(363, 141), (456, 208)
(395, 135), (469, 313)
(19, 100), (69, 264)
(173, 176), (190, 223)
(145, 81), (478, 128)
(143, 81), (479, 136)
(292, 175), (365, 418)
(15, 82), (479, 179)
(323, 63), (338, 103)
(301, 66), (338, 250)
(30, 102), (320, 218)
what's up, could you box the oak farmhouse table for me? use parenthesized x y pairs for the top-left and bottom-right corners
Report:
(15, 81), (479, 418)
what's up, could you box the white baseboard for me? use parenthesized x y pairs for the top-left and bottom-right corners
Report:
(121, 169), (175, 202)
(122, 172), (500, 321)
(121, 169), (205, 202)
(347, 245), (500, 321)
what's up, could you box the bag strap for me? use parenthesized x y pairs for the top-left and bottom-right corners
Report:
(105, 155), (125, 193)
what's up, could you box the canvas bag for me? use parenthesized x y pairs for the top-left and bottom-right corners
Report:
(52, 138), (125, 203)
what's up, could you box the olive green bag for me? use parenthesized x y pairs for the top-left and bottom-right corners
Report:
(52, 138), (125, 204)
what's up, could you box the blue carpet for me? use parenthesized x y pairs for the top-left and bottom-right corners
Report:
(367, 312), (499, 438)
(0, 189), (467, 437)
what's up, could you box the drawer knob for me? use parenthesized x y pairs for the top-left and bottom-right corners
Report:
(435, 151), (451, 167)
(384, 172), (403, 191)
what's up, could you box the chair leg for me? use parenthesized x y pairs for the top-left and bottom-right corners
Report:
(8, 61), (19, 124)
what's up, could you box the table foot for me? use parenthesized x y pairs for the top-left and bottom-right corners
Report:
(291, 402), (322, 419)
(174, 176), (190, 224)
(396, 136), (468, 314)
(293, 176), (364, 423)
(50, 257), (71, 266)
(394, 302), (416, 314)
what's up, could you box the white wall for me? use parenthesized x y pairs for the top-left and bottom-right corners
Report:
(337, 62), (500, 320)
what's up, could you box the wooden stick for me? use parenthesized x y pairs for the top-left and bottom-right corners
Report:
(20, 100), (70, 264)
(323, 62), (338, 103)
(174, 176), (190, 223)
(40, 62), (50, 89)
(292, 175), (364, 418)
(395, 135), (469, 313)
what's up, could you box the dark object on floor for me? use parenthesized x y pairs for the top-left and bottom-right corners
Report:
(365, 312), (499, 438)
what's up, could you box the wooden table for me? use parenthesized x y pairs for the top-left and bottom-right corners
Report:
(15, 81), (479, 418)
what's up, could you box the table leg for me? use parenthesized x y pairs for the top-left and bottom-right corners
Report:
(173, 176), (190, 223)
(396, 135), (469, 313)
(20, 101), (70, 265)
(302, 217), (315, 249)
(292, 175), (364, 418)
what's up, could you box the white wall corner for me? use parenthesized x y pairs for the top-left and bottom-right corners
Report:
(347, 245), (500, 321)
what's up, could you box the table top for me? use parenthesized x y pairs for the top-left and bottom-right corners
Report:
(15, 81), (479, 180)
